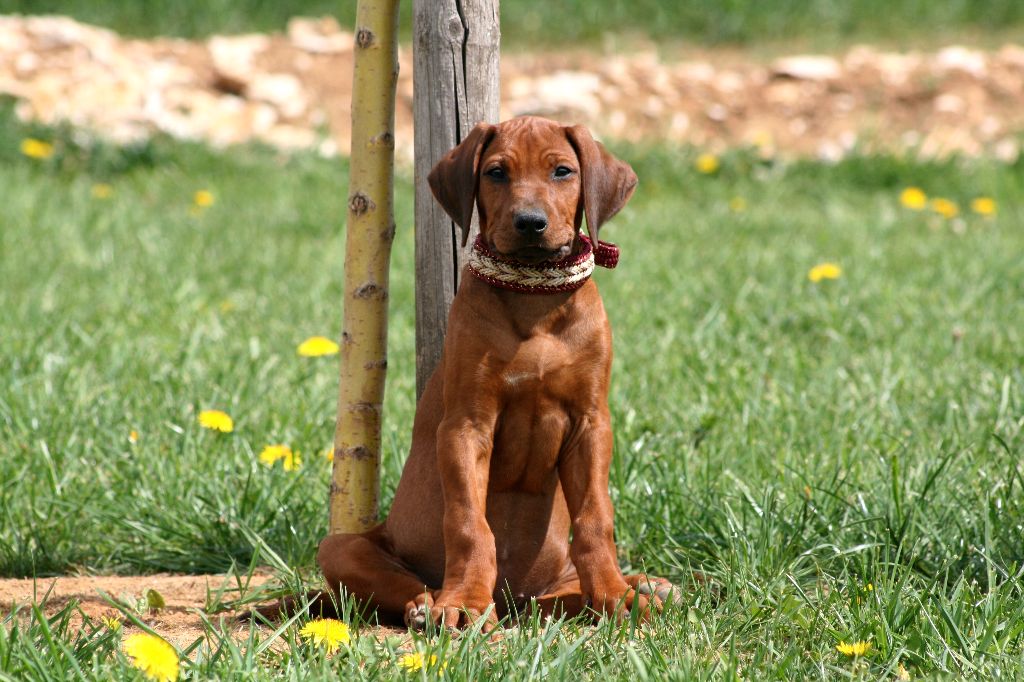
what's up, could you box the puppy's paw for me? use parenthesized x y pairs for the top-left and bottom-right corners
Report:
(428, 590), (498, 632)
(586, 580), (659, 623)
(626, 574), (678, 605)
(404, 592), (435, 630)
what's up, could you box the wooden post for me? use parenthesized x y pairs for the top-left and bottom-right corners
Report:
(412, 0), (500, 398)
(330, 0), (400, 534)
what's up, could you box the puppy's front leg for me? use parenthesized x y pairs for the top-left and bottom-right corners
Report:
(431, 414), (498, 629)
(560, 409), (657, 621)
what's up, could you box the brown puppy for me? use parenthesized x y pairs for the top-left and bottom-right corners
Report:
(317, 116), (674, 630)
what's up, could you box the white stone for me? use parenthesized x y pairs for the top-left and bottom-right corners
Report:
(287, 16), (354, 54)
(248, 72), (308, 118)
(771, 55), (841, 81)
(935, 45), (987, 78)
(208, 34), (269, 90)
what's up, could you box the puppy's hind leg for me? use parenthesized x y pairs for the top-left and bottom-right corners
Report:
(318, 525), (436, 627)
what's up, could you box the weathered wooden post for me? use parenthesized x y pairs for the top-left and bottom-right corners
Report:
(412, 0), (501, 397)
(330, 0), (400, 534)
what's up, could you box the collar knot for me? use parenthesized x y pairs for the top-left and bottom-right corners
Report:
(468, 234), (619, 294)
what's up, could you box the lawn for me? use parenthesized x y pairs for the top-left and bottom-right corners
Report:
(2, 104), (1024, 679)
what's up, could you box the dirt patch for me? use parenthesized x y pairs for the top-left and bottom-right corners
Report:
(2, 14), (1022, 160)
(0, 573), (277, 647)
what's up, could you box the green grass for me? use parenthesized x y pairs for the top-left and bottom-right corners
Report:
(2, 0), (1023, 48)
(2, 107), (1024, 678)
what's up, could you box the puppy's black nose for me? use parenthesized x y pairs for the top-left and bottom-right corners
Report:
(513, 211), (548, 235)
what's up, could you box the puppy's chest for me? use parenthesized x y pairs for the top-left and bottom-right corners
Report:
(495, 334), (579, 397)
(487, 338), (594, 492)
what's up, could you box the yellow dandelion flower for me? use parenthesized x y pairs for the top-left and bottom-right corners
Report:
(123, 633), (179, 682)
(323, 447), (334, 463)
(101, 615), (122, 631)
(297, 336), (340, 357)
(282, 450), (301, 471)
(193, 190), (215, 208)
(259, 444), (301, 471)
(258, 444), (288, 465)
(91, 183), (113, 199)
(866, 583), (873, 591)
(298, 618), (350, 654)
(970, 197), (996, 216)
(21, 138), (54, 160)
(129, 430), (139, 444)
(695, 153), (720, 175)
(198, 409), (233, 433)
(729, 197), (747, 213)
(397, 651), (445, 673)
(930, 197), (959, 219)
(808, 262), (842, 283)
(836, 640), (872, 657)
(899, 187), (927, 210)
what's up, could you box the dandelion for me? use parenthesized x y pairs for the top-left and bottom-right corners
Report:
(259, 444), (301, 471)
(971, 197), (996, 217)
(193, 190), (215, 208)
(20, 138), (54, 160)
(129, 430), (139, 444)
(836, 640), (872, 657)
(896, 662), (911, 680)
(695, 153), (720, 175)
(397, 651), (445, 673)
(198, 409), (234, 433)
(298, 618), (350, 654)
(930, 197), (959, 219)
(123, 633), (179, 682)
(323, 447), (335, 463)
(729, 197), (747, 213)
(297, 336), (340, 357)
(808, 262), (842, 283)
(92, 183), (113, 199)
(899, 187), (927, 210)
(101, 615), (122, 631)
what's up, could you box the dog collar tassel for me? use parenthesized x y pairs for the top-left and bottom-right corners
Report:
(469, 234), (619, 294)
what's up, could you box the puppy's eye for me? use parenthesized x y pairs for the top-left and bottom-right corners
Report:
(485, 167), (506, 180)
(553, 166), (574, 178)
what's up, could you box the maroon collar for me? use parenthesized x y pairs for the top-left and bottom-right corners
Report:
(467, 234), (619, 294)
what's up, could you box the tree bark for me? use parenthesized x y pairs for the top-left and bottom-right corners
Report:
(330, 0), (400, 534)
(413, 0), (500, 399)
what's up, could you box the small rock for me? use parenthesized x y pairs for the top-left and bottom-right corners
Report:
(994, 137), (1020, 163)
(248, 73), (308, 119)
(934, 93), (965, 114)
(771, 55), (841, 81)
(935, 45), (987, 78)
(287, 16), (354, 54)
(260, 124), (317, 150)
(208, 34), (269, 94)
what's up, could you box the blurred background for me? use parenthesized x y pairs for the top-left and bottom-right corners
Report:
(2, 0), (1023, 160)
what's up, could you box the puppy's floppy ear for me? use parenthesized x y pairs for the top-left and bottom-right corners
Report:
(564, 125), (638, 244)
(427, 122), (497, 247)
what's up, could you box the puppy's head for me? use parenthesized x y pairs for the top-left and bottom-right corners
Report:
(428, 116), (637, 263)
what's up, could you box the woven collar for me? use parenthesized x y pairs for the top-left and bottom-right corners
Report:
(468, 234), (619, 294)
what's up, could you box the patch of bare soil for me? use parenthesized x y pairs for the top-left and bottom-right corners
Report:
(2, 14), (1022, 160)
(0, 573), (275, 647)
